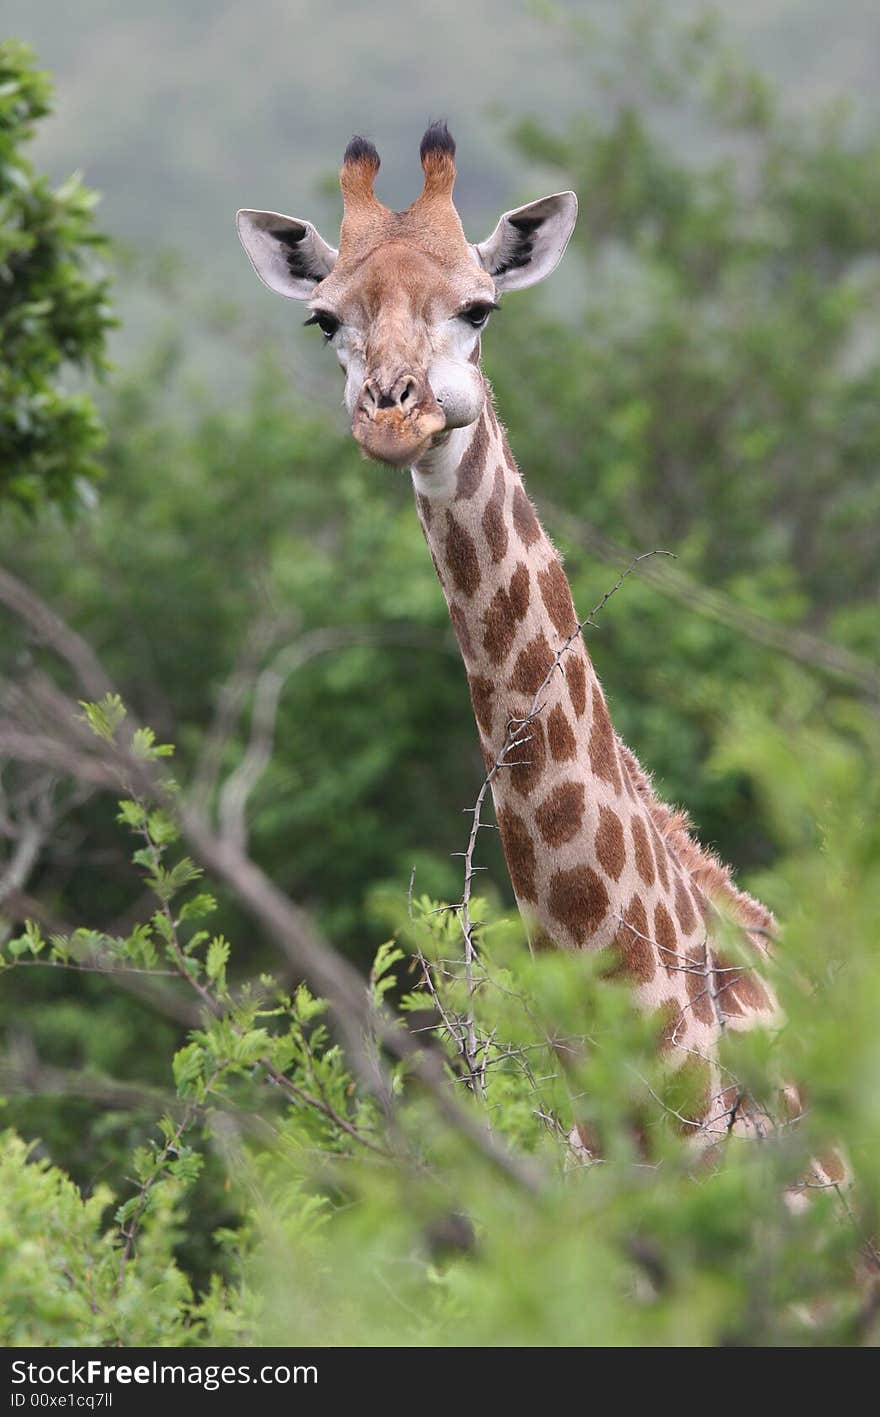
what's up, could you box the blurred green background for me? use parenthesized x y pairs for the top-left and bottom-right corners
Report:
(1, 0), (879, 1342)
(6, 0), (880, 370)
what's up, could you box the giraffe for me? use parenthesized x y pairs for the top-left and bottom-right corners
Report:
(236, 123), (841, 1170)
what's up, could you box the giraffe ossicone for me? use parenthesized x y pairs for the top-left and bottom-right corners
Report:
(237, 124), (792, 1149)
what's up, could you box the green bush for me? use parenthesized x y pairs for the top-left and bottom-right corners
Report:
(0, 1129), (242, 1346)
(0, 41), (113, 512)
(0, 695), (877, 1346)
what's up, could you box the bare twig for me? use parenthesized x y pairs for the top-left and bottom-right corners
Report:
(0, 1038), (174, 1114)
(0, 565), (544, 1196)
(447, 550), (673, 1098)
(0, 568), (113, 701)
(180, 805), (543, 1193)
(195, 621), (459, 851)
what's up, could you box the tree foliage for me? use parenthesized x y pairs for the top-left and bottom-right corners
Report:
(0, 41), (113, 512)
(1, 694), (878, 1346)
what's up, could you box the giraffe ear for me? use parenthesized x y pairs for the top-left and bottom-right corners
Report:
(236, 209), (338, 300)
(473, 192), (578, 293)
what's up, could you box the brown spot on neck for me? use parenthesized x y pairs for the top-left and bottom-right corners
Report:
(497, 806), (538, 903)
(444, 512), (481, 597)
(547, 864), (610, 945)
(482, 563), (531, 665)
(685, 945), (715, 1025)
(468, 674), (495, 736)
(649, 818), (670, 892)
(535, 779), (585, 846)
(429, 549), (445, 587)
(537, 558), (578, 639)
(482, 466), (509, 563)
(495, 412), (516, 470)
(595, 805), (626, 880)
(614, 894), (656, 984)
(588, 685), (622, 794)
(455, 412), (489, 500)
(508, 632), (555, 696)
(449, 601), (474, 660)
(547, 703), (576, 761)
(713, 952), (772, 1017)
(674, 874), (698, 935)
(566, 654), (587, 717)
(512, 484), (541, 548)
(508, 711), (546, 797)
(654, 900), (678, 976)
(655, 997), (685, 1054)
(632, 816), (655, 887)
(817, 1150), (847, 1184)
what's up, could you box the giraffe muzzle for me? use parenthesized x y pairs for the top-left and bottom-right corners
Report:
(353, 374), (446, 467)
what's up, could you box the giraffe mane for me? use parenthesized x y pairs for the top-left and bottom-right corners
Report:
(615, 740), (777, 948)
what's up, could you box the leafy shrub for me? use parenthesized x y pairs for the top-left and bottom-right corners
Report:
(1, 696), (877, 1346)
(0, 41), (112, 512)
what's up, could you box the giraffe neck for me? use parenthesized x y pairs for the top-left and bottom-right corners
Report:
(412, 381), (778, 1124)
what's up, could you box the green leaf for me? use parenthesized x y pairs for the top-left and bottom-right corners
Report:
(132, 726), (175, 760)
(114, 1195), (141, 1227)
(149, 858), (203, 904)
(79, 694), (126, 742)
(182, 929), (210, 957)
(172, 1042), (204, 1094)
(206, 936), (230, 985)
(292, 983), (326, 1024)
(179, 892), (217, 923)
(116, 799), (146, 829)
(133, 846), (160, 871)
(146, 810), (179, 846)
(370, 941), (405, 1005)
(232, 1028), (271, 1066)
(151, 911), (175, 947)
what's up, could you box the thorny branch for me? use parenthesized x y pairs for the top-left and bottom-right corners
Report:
(436, 547), (809, 1163)
(440, 550), (673, 1102)
(0, 560), (866, 1254)
(116, 1085), (211, 1289)
(180, 807), (543, 1192)
(0, 565), (544, 1197)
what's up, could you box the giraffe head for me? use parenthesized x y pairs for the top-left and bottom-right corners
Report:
(237, 124), (577, 466)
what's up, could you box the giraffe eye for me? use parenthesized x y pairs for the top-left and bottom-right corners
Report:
(304, 310), (340, 340)
(459, 302), (496, 329)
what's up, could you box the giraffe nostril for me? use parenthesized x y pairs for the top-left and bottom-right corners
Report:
(362, 375), (419, 414)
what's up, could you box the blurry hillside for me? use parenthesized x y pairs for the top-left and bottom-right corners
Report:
(4, 0), (880, 379)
